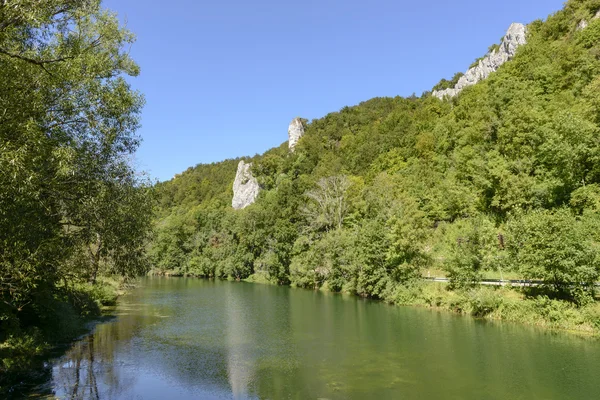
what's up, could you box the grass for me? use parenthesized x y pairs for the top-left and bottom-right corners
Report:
(389, 282), (600, 337)
(422, 268), (526, 281)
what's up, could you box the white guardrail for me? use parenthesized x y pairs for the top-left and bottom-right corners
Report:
(423, 277), (600, 287)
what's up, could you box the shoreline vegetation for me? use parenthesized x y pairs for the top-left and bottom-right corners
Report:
(0, 277), (127, 395)
(149, 271), (600, 337)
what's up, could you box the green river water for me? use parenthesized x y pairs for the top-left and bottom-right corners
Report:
(33, 277), (600, 399)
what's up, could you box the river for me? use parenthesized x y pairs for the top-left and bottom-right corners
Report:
(31, 277), (600, 399)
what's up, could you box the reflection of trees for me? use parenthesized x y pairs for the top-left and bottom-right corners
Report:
(52, 333), (135, 400)
(242, 284), (305, 399)
(50, 298), (159, 399)
(54, 336), (102, 400)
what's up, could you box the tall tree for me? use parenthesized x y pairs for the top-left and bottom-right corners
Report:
(0, 0), (151, 341)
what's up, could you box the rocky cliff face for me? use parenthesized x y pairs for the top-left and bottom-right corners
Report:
(232, 160), (260, 210)
(288, 117), (305, 152)
(433, 23), (527, 99)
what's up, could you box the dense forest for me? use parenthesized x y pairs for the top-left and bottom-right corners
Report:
(152, 0), (600, 334)
(0, 0), (153, 386)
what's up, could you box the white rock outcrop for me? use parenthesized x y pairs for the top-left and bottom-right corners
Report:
(433, 23), (528, 99)
(577, 19), (589, 31)
(577, 10), (600, 31)
(232, 160), (260, 210)
(288, 117), (305, 152)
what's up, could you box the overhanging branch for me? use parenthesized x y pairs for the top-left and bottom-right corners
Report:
(0, 47), (75, 65)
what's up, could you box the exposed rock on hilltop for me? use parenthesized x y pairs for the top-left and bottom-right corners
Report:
(232, 160), (260, 209)
(288, 117), (305, 152)
(433, 23), (527, 99)
(232, 117), (305, 208)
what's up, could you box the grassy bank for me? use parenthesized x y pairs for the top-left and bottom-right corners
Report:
(0, 277), (127, 395)
(388, 282), (600, 336)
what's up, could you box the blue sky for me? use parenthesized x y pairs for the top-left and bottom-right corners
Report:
(104, 0), (565, 181)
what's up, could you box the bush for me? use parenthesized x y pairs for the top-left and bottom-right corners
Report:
(583, 306), (600, 330)
(188, 255), (215, 277)
(389, 281), (425, 305)
(533, 296), (581, 324)
(468, 289), (504, 317)
(432, 72), (464, 92)
(0, 329), (48, 374)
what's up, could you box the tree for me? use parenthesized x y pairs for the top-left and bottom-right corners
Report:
(442, 215), (499, 289)
(66, 175), (154, 283)
(506, 209), (599, 304)
(301, 176), (351, 232)
(386, 195), (431, 283)
(0, 0), (150, 351)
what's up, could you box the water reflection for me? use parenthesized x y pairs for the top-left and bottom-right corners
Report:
(48, 301), (156, 399)
(33, 278), (600, 400)
(52, 335), (131, 400)
(225, 283), (254, 398)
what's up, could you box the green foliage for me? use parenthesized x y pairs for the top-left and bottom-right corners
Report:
(488, 43), (501, 53)
(386, 195), (431, 282)
(155, 158), (241, 212)
(0, 330), (48, 374)
(352, 220), (393, 298)
(443, 216), (500, 289)
(0, 0), (153, 376)
(290, 229), (354, 291)
(302, 176), (351, 232)
(506, 209), (599, 303)
(570, 184), (600, 213)
(469, 57), (484, 69)
(151, 0), (600, 333)
(467, 288), (505, 317)
(432, 72), (464, 92)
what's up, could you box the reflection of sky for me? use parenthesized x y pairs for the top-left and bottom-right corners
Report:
(225, 283), (255, 399)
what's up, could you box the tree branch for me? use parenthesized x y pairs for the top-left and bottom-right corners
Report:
(0, 47), (75, 65)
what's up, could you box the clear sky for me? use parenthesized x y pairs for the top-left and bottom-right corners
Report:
(104, 0), (565, 182)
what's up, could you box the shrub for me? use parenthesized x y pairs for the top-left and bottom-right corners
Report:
(468, 289), (504, 317)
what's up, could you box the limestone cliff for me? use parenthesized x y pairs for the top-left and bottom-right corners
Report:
(288, 117), (305, 152)
(433, 23), (527, 99)
(232, 160), (260, 209)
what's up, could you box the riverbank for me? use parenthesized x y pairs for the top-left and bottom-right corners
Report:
(0, 277), (129, 396)
(151, 269), (600, 337)
(388, 282), (600, 337)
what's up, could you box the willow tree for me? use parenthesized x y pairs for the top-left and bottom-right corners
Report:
(0, 0), (151, 336)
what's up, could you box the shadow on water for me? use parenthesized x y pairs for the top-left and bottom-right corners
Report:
(1, 314), (119, 399)
(15, 277), (600, 400)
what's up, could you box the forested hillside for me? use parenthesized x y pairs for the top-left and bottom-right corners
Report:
(153, 0), (600, 332)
